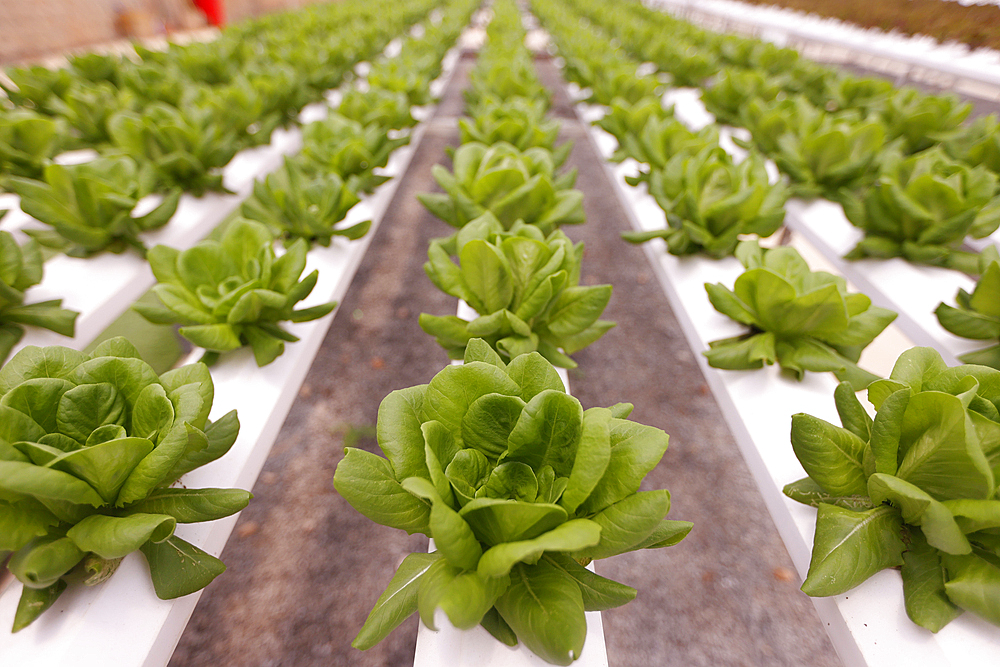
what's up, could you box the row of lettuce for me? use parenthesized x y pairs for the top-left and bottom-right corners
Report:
(0, 0), (481, 635)
(532, 0), (1000, 638)
(0, 0), (466, 364)
(334, 2), (690, 665)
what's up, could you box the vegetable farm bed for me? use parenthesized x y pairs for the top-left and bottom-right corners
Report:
(165, 32), (840, 667)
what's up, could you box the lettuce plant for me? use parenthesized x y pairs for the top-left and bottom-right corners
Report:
(740, 96), (886, 200)
(240, 159), (370, 247)
(6, 156), (181, 257)
(0, 337), (247, 631)
(701, 68), (785, 127)
(878, 87), (972, 155)
(622, 147), (788, 258)
(592, 96), (673, 162)
(464, 54), (549, 112)
(133, 219), (336, 366)
(367, 52), (439, 106)
(0, 65), (75, 115)
(337, 87), (416, 130)
(459, 98), (570, 166)
(784, 347), (1000, 631)
(108, 103), (240, 196)
(49, 82), (137, 149)
(643, 41), (718, 88)
(0, 110), (60, 182)
(585, 66), (663, 107)
(334, 340), (690, 664)
(299, 113), (410, 194)
(703, 241), (897, 390)
(417, 142), (585, 234)
(935, 247), (1000, 368)
(420, 213), (614, 367)
(944, 113), (1000, 175)
(0, 231), (78, 361)
(843, 148), (1000, 273)
(614, 116), (718, 185)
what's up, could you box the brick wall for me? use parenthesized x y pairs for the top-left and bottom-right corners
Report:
(0, 0), (328, 65)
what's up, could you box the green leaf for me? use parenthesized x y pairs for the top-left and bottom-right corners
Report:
(377, 385), (430, 481)
(545, 285), (612, 338)
(561, 407), (611, 514)
(790, 413), (868, 496)
(478, 519), (602, 578)
(505, 390), (584, 478)
(48, 437), (154, 505)
(901, 529), (963, 632)
(495, 560), (587, 666)
(9, 535), (85, 589)
(480, 606), (518, 646)
(577, 419), (669, 515)
(942, 552), (1000, 626)
(333, 448), (430, 535)
(422, 362), (520, 450)
(418, 557), (510, 631)
(783, 476), (875, 512)
(834, 381), (873, 441)
(12, 579), (67, 632)
(460, 497), (568, 545)
(897, 391), (994, 500)
(461, 393), (527, 460)
(141, 535), (226, 599)
(67, 512), (176, 559)
(870, 388), (909, 476)
(504, 351), (566, 400)
(402, 477), (481, 571)
(460, 239), (513, 314)
(121, 487), (250, 523)
(0, 460), (104, 507)
(801, 504), (905, 597)
(574, 489), (672, 560)
(0, 497), (58, 551)
(544, 553), (636, 611)
(353, 552), (443, 650)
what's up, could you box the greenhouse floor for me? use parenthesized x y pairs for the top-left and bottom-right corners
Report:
(167, 53), (843, 667)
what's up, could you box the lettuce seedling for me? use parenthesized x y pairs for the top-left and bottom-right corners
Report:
(108, 102), (240, 196)
(784, 347), (1000, 631)
(935, 246), (1000, 368)
(334, 340), (690, 664)
(337, 87), (416, 130)
(0, 337), (248, 631)
(459, 97), (571, 167)
(843, 148), (1000, 273)
(420, 213), (614, 367)
(133, 218), (336, 366)
(0, 231), (78, 361)
(622, 147), (788, 258)
(299, 113), (410, 194)
(417, 142), (585, 234)
(6, 156), (181, 257)
(703, 241), (897, 390)
(240, 159), (370, 247)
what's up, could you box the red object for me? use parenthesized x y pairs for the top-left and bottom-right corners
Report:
(193, 0), (225, 27)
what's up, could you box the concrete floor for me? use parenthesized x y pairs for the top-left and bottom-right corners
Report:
(168, 52), (844, 667)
